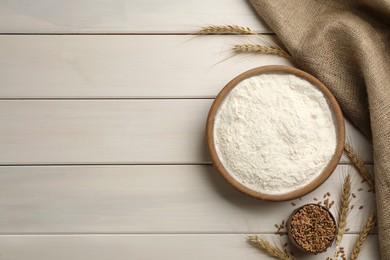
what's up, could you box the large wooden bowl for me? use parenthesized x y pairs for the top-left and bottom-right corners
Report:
(206, 66), (345, 201)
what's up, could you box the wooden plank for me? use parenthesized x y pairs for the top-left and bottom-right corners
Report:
(0, 35), (291, 98)
(0, 1), (268, 33)
(0, 100), (372, 164)
(0, 234), (380, 260)
(0, 165), (375, 233)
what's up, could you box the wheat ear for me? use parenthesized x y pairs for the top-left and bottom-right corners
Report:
(197, 24), (280, 48)
(198, 25), (255, 35)
(344, 143), (375, 191)
(349, 212), (376, 260)
(233, 44), (290, 58)
(197, 24), (294, 61)
(334, 174), (351, 258)
(248, 235), (295, 260)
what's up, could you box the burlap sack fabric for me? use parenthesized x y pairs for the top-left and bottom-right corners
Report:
(249, 0), (390, 257)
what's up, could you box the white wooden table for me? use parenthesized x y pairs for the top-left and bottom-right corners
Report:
(0, 1), (379, 259)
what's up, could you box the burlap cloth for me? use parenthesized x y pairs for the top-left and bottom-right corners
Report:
(249, 0), (390, 257)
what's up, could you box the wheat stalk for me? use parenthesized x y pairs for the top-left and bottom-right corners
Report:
(349, 212), (376, 260)
(198, 25), (255, 35)
(233, 44), (290, 58)
(248, 235), (295, 260)
(344, 143), (375, 191)
(334, 174), (351, 258)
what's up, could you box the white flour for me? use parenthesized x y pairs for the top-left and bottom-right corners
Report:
(214, 73), (337, 195)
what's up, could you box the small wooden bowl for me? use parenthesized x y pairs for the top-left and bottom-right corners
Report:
(206, 66), (345, 201)
(286, 204), (337, 254)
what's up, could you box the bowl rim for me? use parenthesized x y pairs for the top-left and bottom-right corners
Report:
(206, 65), (345, 201)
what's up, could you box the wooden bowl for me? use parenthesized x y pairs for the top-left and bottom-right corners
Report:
(206, 66), (345, 201)
(286, 204), (337, 253)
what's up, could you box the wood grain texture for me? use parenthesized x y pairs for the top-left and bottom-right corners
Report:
(0, 165), (375, 233)
(0, 100), (372, 164)
(0, 35), (292, 98)
(0, 0), (267, 33)
(0, 234), (379, 260)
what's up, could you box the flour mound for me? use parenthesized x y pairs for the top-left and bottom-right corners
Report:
(214, 73), (337, 195)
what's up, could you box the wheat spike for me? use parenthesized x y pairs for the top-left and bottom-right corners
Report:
(344, 143), (375, 191)
(233, 44), (290, 58)
(248, 235), (295, 260)
(349, 212), (376, 260)
(197, 24), (294, 61)
(197, 24), (280, 48)
(334, 174), (351, 258)
(198, 25), (255, 35)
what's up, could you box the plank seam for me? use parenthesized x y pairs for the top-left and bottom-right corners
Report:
(0, 232), (373, 235)
(0, 33), (276, 36)
(0, 98), (216, 100)
(0, 162), (371, 167)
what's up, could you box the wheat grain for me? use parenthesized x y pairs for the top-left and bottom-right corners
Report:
(344, 143), (375, 191)
(334, 174), (351, 258)
(289, 204), (336, 253)
(233, 44), (290, 58)
(198, 25), (255, 35)
(349, 212), (376, 260)
(248, 235), (295, 260)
